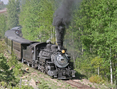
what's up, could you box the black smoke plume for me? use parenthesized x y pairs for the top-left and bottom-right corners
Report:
(53, 0), (75, 50)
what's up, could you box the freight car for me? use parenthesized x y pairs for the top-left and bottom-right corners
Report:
(5, 27), (75, 79)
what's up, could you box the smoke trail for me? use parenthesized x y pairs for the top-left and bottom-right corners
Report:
(53, 0), (75, 50)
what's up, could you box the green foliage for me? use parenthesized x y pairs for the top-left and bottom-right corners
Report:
(89, 75), (105, 84)
(0, 2), (6, 10)
(68, 0), (117, 84)
(7, 0), (20, 29)
(2, 0), (117, 86)
(37, 0), (55, 42)
(0, 81), (7, 88)
(0, 39), (6, 53)
(19, 0), (40, 41)
(0, 53), (18, 86)
(38, 82), (51, 89)
(0, 14), (6, 38)
(11, 85), (33, 89)
(91, 57), (103, 68)
(0, 39), (22, 87)
(8, 53), (23, 76)
(19, 0), (55, 42)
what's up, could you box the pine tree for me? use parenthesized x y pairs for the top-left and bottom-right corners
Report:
(7, 0), (20, 29)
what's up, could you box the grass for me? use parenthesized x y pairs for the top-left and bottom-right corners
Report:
(20, 63), (77, 89)
(75, 69), (115, 89)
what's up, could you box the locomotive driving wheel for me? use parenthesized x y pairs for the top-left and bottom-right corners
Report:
(27, 62), (30, 66)
(31, 60), (35, 68)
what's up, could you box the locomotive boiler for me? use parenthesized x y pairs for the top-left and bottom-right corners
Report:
(5, 27), (75, 79)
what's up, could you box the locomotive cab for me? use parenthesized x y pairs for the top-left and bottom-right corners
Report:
(22, 42), (47, 67)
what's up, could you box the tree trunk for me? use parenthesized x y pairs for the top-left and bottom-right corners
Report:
(114, 53), (117, 87)
(110, 60), (113, 84)
(80, 27), (84, 57)
(82, 44), (84, 57)
(110, 47), (113, 84)
(72, 28), (76, 69)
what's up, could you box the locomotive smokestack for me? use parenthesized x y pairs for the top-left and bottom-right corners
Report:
(53, 0), (74, 50)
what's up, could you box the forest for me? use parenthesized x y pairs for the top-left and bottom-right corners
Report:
(0, 0), (117, 88)
(0, 1), (6, 10)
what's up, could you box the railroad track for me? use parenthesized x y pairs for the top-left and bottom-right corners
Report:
(0, 8), (7, 13)
(65, 80), (97, 89)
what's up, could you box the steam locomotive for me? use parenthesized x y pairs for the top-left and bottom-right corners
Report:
(5, 27), (75, 79)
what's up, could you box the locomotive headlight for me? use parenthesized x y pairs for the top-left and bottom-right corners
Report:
(61, 50), (65, 54)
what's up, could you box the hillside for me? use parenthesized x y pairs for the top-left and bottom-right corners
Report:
(0, 39), (114, 89)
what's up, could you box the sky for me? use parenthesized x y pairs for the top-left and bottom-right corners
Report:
(1, 0), (9, 4)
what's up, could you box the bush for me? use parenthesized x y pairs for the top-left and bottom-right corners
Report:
(11, 85), (33, 89)
(38, 82), (51, 89)
(74, 69), (87, 79)
(0, 53), (18, 86)
(7, 53), (23, 77)
(0, 39), (6, 53)
(89, 75), (105, 84)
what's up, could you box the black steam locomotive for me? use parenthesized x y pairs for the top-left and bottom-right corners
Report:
(5, 27), (75, 79)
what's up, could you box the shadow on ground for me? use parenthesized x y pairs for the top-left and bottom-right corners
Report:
(73, 71), (87, 80)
